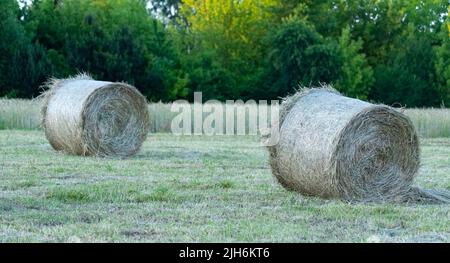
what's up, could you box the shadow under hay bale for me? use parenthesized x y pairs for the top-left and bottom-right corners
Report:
(41, 74), (149, 157)
(268, 86), (449, 204)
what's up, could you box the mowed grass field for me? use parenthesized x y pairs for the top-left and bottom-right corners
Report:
(0, 131), (449, 242)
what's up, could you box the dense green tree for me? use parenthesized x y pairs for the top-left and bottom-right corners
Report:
(268, 0), (448, 105)
(265, 18), (342, 96)
(335, 26), (373, 99)
(0, 0), (49, 97)
(177, 0), (278, 100)
(371, 28), (441, 107)
(25, 0), (185, 100)
(434, 22), (450, 106)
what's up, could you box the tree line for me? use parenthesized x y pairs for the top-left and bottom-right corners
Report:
(0, 0), (448, 107)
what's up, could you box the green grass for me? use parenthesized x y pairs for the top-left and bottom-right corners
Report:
(0, 99), (41, 130)
(405, 109), (450, 138)
(1, 98), (449, 137)
(0, 131), (449, 242)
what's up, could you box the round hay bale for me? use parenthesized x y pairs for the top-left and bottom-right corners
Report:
(41, 74), (149, 157)
(268, 87), (448, 203)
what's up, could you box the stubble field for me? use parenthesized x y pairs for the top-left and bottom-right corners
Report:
(0, 131), (449, 242)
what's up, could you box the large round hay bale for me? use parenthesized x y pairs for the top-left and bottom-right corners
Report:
(41, 74), (149, 157)
(268, 87), (448, 203)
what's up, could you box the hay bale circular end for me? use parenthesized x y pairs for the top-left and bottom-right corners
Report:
(41, 74), (149, 157)
(268, 87), (424, 202)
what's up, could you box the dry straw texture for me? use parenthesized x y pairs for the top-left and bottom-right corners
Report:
(41, 74), (149, 157)
(268, 86), (449, 203)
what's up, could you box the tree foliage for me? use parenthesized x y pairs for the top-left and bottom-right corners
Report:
(176, 0), (278, 100)
(23, 0), (185, 100)
(335, 26), (373, 100)
(0, 0), (448, 107)
(0, 0), (49, 97)
(265, 18), (341, 96)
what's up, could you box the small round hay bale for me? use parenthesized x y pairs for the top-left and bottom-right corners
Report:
(268, 87), (448, 203)
(41, 74), (149, 157)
